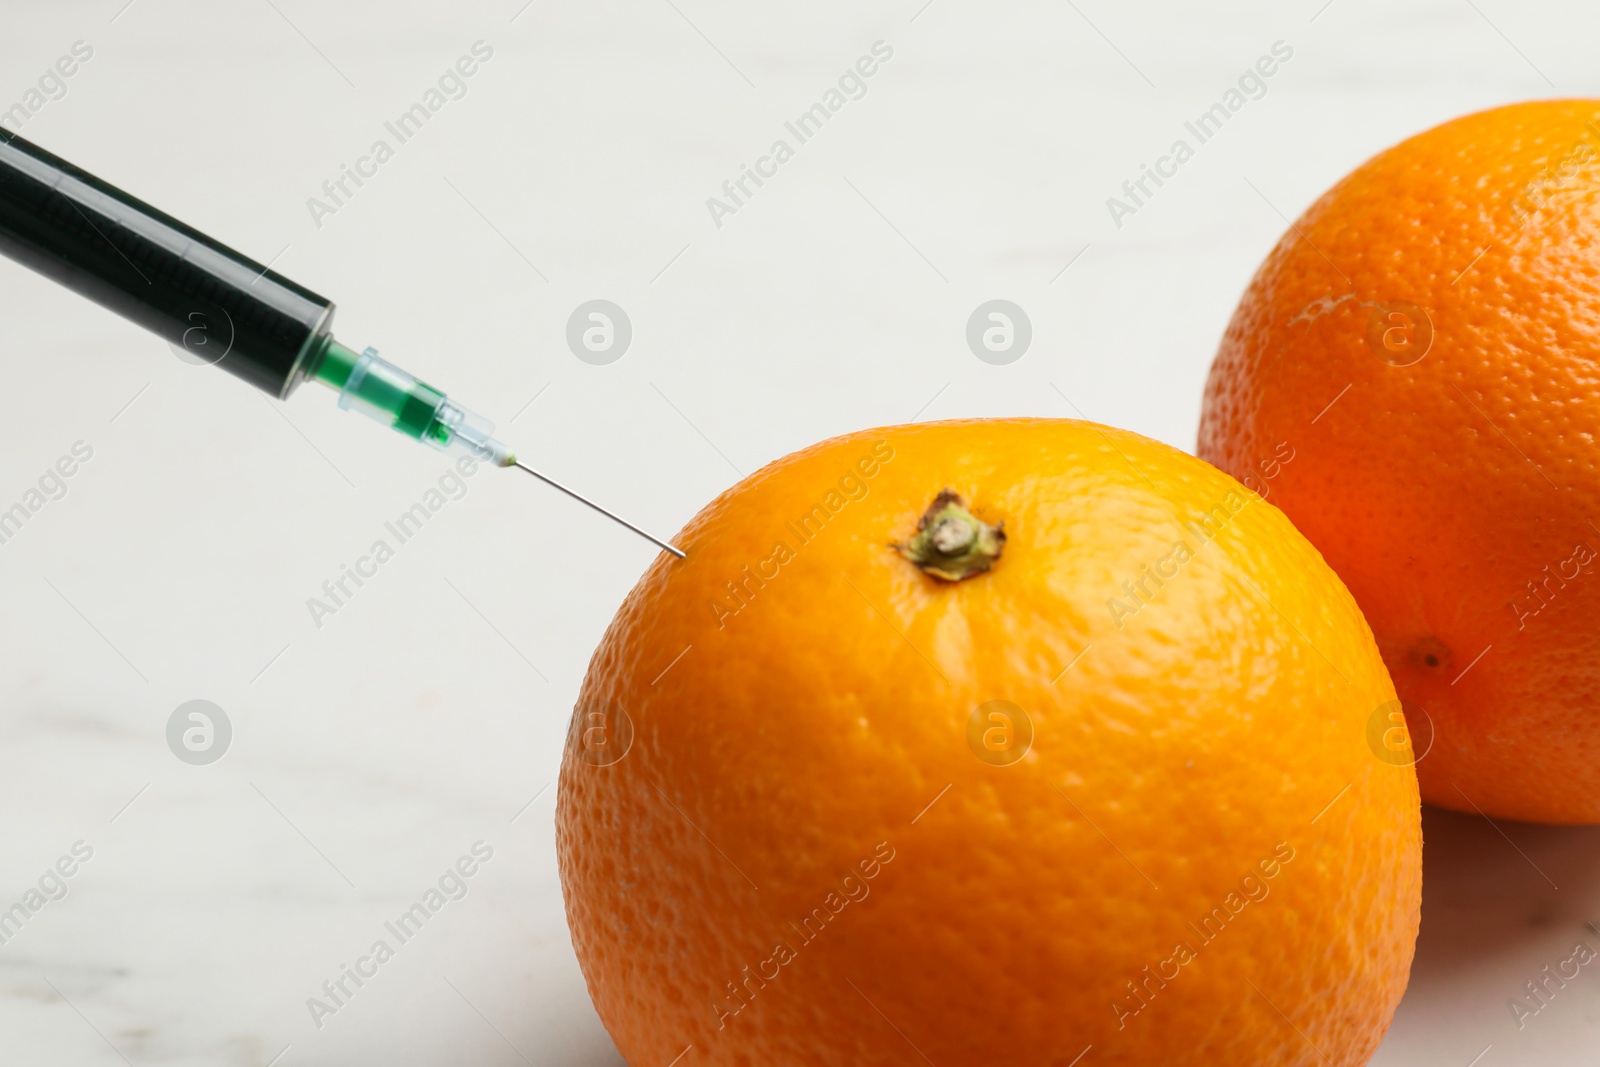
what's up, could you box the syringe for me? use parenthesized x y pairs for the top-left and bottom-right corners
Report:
(0, 131), (683, 558)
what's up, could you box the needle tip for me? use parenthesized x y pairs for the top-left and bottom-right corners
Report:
(508, 458), (686, 561)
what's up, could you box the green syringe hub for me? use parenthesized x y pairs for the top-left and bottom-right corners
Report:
(307, 338), (514, 466)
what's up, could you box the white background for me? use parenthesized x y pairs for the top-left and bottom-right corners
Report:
(2, 1), (1598, 1064)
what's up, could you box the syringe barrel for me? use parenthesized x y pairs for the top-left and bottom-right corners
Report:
(0, 131), (334, 398)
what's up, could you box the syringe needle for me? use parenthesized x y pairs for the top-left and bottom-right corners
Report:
(294, 339), (683, 557)
(509, 459), (686, 559)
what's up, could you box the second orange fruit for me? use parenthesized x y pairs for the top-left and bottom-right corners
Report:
(1200, 99), (1600, 823)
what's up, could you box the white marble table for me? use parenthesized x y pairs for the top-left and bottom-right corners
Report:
(1, 1), (1596, 1062)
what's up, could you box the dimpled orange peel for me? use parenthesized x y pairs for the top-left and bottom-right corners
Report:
(557, 419), (1421, 1066)
(1200, 99), (1600, 823)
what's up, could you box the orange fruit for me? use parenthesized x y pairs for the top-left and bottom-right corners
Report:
(557, 419), (1420, 1067)
(1198, 99), (1600, 823)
